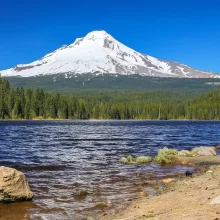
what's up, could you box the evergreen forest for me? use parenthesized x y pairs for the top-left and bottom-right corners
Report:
(0, 77), (219, 120)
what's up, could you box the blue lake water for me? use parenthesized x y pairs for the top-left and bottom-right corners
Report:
(0, 120), (219, 220)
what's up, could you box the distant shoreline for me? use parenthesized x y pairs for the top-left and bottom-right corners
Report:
(0, 119), (220, 121)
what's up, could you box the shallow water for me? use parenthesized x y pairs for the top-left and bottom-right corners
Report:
(0, 120), (219, 219)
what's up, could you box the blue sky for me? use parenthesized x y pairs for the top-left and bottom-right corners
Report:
(0, 0), (220, 73)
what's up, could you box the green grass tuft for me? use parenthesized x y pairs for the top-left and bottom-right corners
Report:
(136, 156), (152, 164)
(126, 155), (134, 163)
(178, 150), (198, 157)
(154, 147), (178, 164)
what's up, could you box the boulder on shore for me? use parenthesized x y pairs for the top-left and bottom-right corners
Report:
(192, 146), (217, 156)
(0, 166), (33, 203)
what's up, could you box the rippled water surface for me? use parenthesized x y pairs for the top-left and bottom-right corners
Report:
(0, 120), (219, 219)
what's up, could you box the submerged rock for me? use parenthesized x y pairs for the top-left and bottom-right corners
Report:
(185, 170), (194, 177)
(74, 189), (89, 197)
(154, 185), (159, 190)
(162, 178), (176, 184)
(139, 191), (148, 197)
(142, 180), (158, 187)
(215, 145), (220, 150)
(0, 166), (33, 203)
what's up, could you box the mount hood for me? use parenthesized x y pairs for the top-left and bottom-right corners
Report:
(0, 30), (219, 78)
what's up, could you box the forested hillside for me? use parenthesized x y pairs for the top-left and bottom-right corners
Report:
(7, 74), (220, 93)
(0, 77), (219, 120)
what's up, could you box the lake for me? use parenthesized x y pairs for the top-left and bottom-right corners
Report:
(0, 120), (219, 220)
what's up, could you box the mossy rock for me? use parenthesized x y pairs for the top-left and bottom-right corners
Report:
(154, 147), (178, 164)
(141, 180), (157, 187)
(120, 155), (152, 164)
(136, 156), (152, 164)
(74, 189), (89, 197)
(178, 150), (198, 157)
(126, 155), (134, 163)
(119, 157), (128, 164)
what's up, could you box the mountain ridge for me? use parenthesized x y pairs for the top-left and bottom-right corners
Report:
(1, 30), (219, 78)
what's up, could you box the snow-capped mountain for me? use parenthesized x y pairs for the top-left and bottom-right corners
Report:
(0, 30), (219, 78)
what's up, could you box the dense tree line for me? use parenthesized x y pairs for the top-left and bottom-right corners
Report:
(0, 77), (219, 120)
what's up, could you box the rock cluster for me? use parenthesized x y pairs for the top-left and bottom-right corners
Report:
(120, 146), (218, 165)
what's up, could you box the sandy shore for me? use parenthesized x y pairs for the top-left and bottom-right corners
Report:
(99, 162), (220, 220)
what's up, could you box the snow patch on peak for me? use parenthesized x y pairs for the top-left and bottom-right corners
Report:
(84, 30), (112, 40)
(70, 30), (116, 48)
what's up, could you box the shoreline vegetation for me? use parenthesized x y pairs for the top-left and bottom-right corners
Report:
(119, 147), (218, 165)
(100, 164), (220, 220)
(99, 146), (220, 220)
(0, 77), (220, 120)
(1, 118), (220, 121)
(1, 145), (220, 220)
